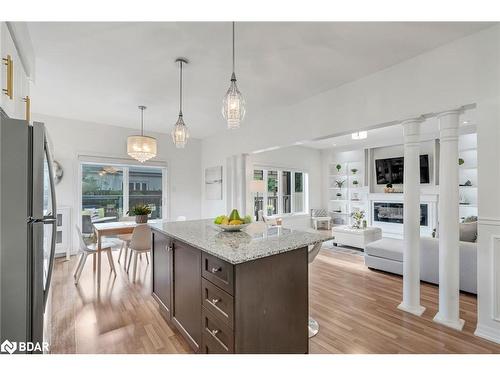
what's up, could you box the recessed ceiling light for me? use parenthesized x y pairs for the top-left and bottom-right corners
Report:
(352, 131), (367, 140)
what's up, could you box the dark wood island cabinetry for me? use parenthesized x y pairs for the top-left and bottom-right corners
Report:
(150, 220), (331, 354)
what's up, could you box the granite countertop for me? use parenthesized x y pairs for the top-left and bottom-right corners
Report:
(149, 219), (333, 265)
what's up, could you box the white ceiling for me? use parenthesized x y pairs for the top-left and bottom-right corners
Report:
(26, 22), (493, 139)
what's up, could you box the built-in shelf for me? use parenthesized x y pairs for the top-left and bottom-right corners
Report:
(459, 204), (478, 208)
(459, 185), (477, 189)
(460, 166), (478, 170)
(459, 147), (477, 153)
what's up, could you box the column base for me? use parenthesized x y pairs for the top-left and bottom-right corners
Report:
(397, 302), (426, 316)
(433, 313), (465, 331)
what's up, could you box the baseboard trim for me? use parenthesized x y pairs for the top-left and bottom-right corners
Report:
(474, 324), (500, 344)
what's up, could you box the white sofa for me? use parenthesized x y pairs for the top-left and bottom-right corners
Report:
(364, 237), (477, 294)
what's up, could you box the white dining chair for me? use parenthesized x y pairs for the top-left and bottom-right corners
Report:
(74, 226), (117, 285)
(126, 224), (152, 282)
(117, 216), (135, 266)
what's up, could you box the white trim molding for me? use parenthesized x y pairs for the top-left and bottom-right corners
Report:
(475, 324), (500, 345)
(493, 235), (500, 322)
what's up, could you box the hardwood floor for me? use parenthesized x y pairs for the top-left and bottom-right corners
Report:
(49, 251), (192, 353)
(49, 246), (500, 354)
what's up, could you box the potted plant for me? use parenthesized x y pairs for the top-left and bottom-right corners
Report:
(266, 204), (274, 216)
(336, 164), (342, 173)
(128, 204), (152, 223)
(336, 192), (342, 199)
(351, 210), (365, 229)
(352, 180), (359, 187)
(458, 158), (465, 166)
(351, 168), (358, 175)
(384, 183), (394, 193)
(335, 179), (345, 188)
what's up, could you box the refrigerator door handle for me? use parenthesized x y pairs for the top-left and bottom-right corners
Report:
(43, 138), (57, 310)
(28, 216), (56, 224)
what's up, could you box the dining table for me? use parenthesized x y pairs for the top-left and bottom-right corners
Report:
(92, 221), (138, 289)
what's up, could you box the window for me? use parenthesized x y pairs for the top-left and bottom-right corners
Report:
(253, 168), (308, 216)
(81, 162), (166, 225)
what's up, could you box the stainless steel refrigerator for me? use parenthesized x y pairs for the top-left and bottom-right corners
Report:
(0, 109), (57, 353)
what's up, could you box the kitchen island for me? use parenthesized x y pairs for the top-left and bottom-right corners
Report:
(149, 219), (332, 354)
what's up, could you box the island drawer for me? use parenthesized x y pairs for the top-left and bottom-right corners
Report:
(201, 307), (234, 354)
(201, 278), (234, 328)
(201, 253), (234, 295)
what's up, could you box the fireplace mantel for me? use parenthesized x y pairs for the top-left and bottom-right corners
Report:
(368, 192), (438, 203)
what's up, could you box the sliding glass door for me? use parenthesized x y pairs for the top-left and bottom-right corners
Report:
(81, 162), (166, 229)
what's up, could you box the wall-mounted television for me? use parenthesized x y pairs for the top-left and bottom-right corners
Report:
(375, 154), (430, 184)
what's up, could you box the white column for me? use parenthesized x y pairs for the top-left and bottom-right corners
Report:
(434, 110), (464, 331)
(398, 118), (425, 316)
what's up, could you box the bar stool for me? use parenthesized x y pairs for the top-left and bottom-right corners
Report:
(308, 242), (322, 338)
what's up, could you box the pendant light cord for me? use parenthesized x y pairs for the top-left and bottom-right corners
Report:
(140, 106), (144, 136)
(232, 21), (235, 74)
(179, 60), (183, 116)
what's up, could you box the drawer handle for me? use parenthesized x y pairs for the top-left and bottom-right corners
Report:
(211, 266), (222, 273)
(208, 328), (229, 351)
(211, 298), (220, 305)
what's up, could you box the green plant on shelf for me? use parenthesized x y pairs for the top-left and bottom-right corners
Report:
(351, 168), (358, 174)
(335, 179), (345, 188)
(336, 164), (342, 172)
(458, 158), (465, 166)
(352, 180), (359, 186)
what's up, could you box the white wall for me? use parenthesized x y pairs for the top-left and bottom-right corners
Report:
(200, 25), (500, 342)
(33, 113), (202, 252)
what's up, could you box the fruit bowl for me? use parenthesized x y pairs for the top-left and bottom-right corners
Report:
(214, 223), (251, 232)
(213, 209), (252, 232)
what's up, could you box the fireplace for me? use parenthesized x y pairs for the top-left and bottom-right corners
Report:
(373, 202), (428, 226)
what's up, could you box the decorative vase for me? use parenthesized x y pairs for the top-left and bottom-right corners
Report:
(135, 215), (148, 224)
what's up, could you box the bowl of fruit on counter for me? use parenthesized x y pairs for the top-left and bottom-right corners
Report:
(213, 209), (253, 232)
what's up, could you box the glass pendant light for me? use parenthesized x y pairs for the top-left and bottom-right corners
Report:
(222, 22), (246, 129)
(127, 105), (157, 162)
(172, 58), (190, 148)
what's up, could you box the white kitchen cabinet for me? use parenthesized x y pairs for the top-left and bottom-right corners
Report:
(0, 22), (30, 121)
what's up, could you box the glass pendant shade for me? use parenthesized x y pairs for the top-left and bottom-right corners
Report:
(127, 135), (157, 162)
(172, 58), (190, 148)
(222, 72), (246, 129)
(171, 113), (189, 148)
(127, 105), (157, 163)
